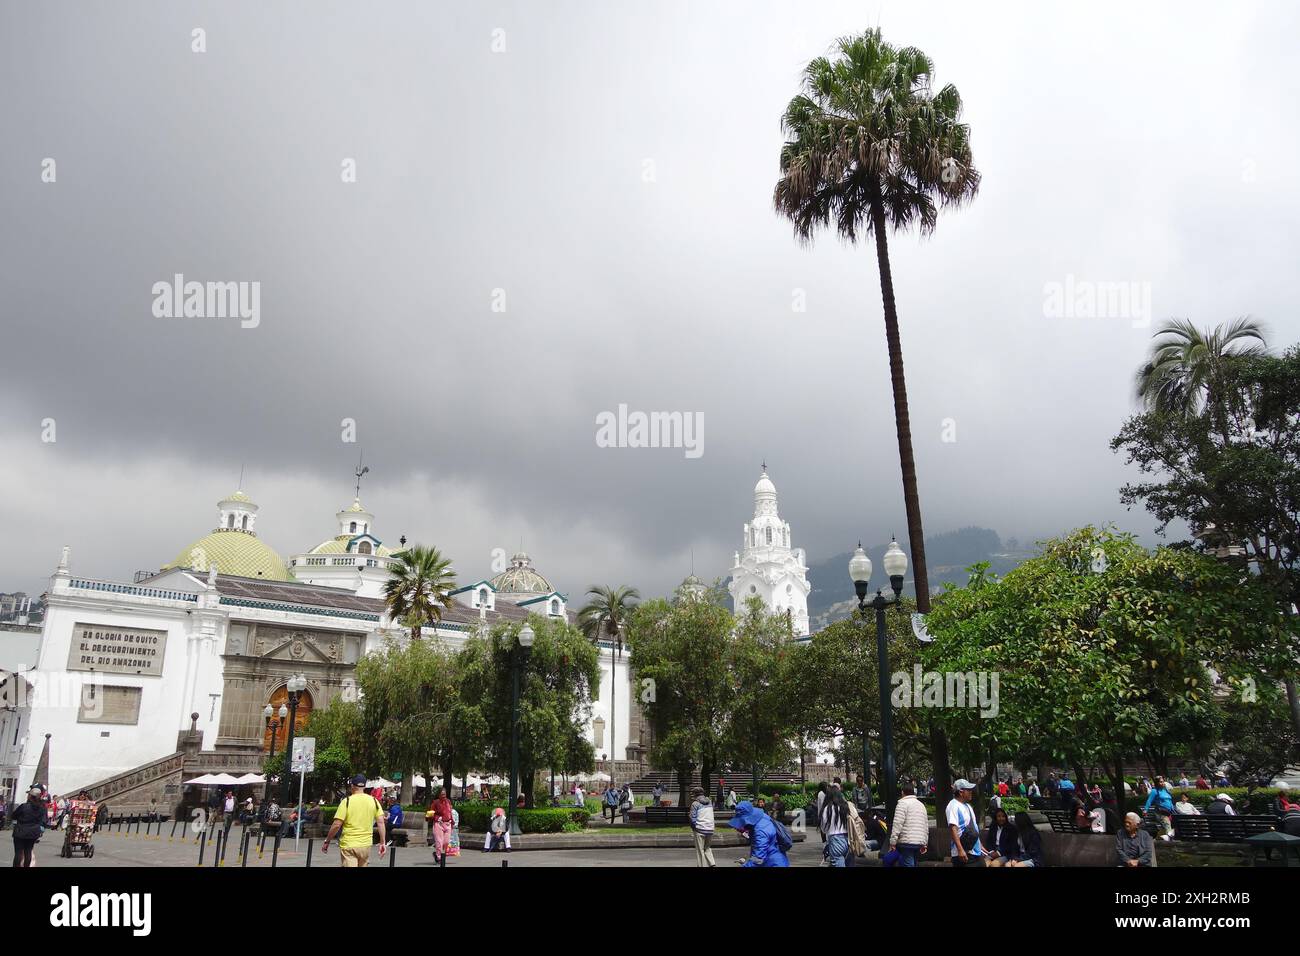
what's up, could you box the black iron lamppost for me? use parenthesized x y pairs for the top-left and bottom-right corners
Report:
(279, 675), (308, 806)
(848, 538), (909, 827)
(262, 703), (286, 810)
(508, 623), (535, 837)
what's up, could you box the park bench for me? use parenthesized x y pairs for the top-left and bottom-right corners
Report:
(1041, 809), (1084, 833)
(643, 805), (692, 826)
(1172, 814), (1276, 843)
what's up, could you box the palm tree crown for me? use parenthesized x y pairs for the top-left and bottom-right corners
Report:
(383, 545), (456, 641)
(1134, 317), (1269, 418)
(773, 29), (980, 244)
(577, 585), (641, 647)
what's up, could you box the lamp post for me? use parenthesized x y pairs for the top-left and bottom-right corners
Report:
(508, 623), (535, 837)
(262, 704), (286, 811)
(849, 538), (909, 826)
(279, 675), (307, 806)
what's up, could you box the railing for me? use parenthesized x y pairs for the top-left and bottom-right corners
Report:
(217, 596), (379, 622)
(68, 579), (198, 603)
(82, 752), (185, 803)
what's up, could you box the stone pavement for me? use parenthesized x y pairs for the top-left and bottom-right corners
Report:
(29, 822), (831, 868)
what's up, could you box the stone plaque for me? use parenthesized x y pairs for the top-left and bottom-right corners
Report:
(68, 622), (167, 675)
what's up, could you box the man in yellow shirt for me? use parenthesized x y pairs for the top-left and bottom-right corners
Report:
(323, 774), (386, 867)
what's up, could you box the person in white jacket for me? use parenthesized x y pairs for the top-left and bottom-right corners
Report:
(889, 783), (930, 867)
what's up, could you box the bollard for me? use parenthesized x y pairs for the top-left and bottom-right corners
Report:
(241, 830), (250, 867)
(258, 828), (266, 859)
(134, 815), (141, 836)
(271, 833), (281, 868)
(439, 848), (445, 869)
(388, 843), (396, 867)
(170, 819), (178, 843)
(117, 815), (123, 834)
(501, 858), (508, 868)
(305, 839), (313, 868)
(213, 829), (223, 868)
(197, 828), (208, 867)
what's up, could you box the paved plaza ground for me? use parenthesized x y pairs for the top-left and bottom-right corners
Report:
(28, 823), (830, 868)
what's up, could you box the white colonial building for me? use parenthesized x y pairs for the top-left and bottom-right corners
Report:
(727, 468), (811, 636)
(2, 488), (638, 808)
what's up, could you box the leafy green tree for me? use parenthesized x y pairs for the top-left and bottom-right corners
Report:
(456, 616), (598, 808)
(383, 545), (456, 641)
(1115, 345), (1300, 736)
(923, 528), (1297, 806)
(1133, 317), (1267, 422)
(725, 599), (800, 794)
(1213, 685), (1300, 787)
(625, 595), (734, 805)
(354, 637), (463, 803)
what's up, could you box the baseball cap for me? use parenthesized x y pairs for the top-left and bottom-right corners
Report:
(953, 778), (976, 791)
(351, 773), (367, 787)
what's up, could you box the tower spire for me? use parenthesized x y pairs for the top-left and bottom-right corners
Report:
(354, 450), (369, 499)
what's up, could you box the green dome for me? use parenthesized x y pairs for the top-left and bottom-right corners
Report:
(166, 529), (291, 581)
(489, 551), (553, 595)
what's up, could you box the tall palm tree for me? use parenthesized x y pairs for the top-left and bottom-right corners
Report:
(383, 545), (456, 641)
(774, 29), (979, 616)
(577, 586), (640, 770)
(1134, 317), (1268, 424)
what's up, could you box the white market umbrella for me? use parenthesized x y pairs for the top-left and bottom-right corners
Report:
(184, 774), (221, 785)
(234, 773), (265, 785)
(366, 777), (398, 789)
(207, 773), (243, 786)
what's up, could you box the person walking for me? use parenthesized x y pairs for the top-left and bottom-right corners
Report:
(1142, 776), (1175, 841)
(428, 787), (453, 863)
(820, 787), (852, 867)
(11, 785), (49, 868)
(651, 783), (664, 808)
(688, 787), (716, 867)
(889, 782), (930, 867)
(322, 774), (386, 867)
(851, 774), (870, 816)
(946, 779), (985, 867)
(728, 800), (789, 867)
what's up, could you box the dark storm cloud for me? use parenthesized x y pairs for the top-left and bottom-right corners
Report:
(2, 0), (1298, 598)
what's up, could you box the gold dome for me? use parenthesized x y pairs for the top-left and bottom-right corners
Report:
(166, 530), (291, 581)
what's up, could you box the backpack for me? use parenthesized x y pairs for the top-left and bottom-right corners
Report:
(845, 802), (869, 857)
(773, 819), (794, 853)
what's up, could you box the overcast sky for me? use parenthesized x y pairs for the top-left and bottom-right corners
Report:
(2, 0), (1298, 601)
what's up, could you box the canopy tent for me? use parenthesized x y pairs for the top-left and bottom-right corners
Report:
(366, 777), (398, 789)
(233, 773), (266, 785)
(183, 774), (222, 786)
(207, 773), (244, 786)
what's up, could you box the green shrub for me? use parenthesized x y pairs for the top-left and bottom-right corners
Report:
(452, 801), (589, 833)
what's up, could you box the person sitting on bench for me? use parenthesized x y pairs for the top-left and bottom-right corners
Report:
(483, 806), (511, 852)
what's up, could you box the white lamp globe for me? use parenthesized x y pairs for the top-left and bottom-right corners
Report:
(882, 538), (908, 579)
(848, 544), (873, 584)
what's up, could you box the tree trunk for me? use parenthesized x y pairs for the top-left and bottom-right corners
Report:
(928, 718), (952, 824)
(400, 771), (413, 806)
(699, 757), (713, 805)
(868, 196), (930, 613)
(1285, 678), (1300, 741)
(678, 762), (694, 809)
(442, 751), (453, 796)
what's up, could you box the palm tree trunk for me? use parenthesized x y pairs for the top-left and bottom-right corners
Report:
(868, 196), (931, 613)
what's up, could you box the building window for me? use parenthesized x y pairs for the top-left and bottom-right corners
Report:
(766, 528), (772, 544)
(350, 521), (357, 533)
(78, 685), (143, 725)
(479, 588), (490, 607)
(550, 599), (560, 615)
(241, 515), (248, 530)
(227, 515), (235, 529)
(358, 541), (372, 555)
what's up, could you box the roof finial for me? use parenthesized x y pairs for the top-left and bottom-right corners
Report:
(761, 459), (767, 473)
(238, 463), (244, 491)
(354, 449), (369, 499)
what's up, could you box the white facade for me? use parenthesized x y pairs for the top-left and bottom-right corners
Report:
(10, 493), (635, 798)
(727, 469), (811, 636)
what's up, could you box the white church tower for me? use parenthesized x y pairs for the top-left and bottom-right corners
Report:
(727, 466), (811, 637)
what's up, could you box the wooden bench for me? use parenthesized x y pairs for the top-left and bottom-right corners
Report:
(643, 806), (692, 826)
(1041, 809), (1084, 833)
(1172, 814), (1276, 843)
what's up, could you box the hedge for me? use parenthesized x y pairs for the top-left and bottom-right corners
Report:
(452, 801), (590, 833)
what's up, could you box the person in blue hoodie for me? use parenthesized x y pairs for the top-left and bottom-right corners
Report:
(728, 800), (789, 867)
(1142, 776), (1175, 841)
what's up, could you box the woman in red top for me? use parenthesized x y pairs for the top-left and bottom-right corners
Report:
(429, 787), (454, 864)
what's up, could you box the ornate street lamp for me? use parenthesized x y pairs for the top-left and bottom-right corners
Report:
(262, 703), (287, 812)
(849, 538), (908, 826)
(279, 675), (307, 806)
(508, 624), (535, 837)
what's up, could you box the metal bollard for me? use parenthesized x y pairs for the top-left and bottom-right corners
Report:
(388, 843), (396, 867)
(305, 839), (313, 868)
(271, 833), (281, 868)
(502, 858), (508, 868)
(170, 819), (179, 843)
(197, 828), (208, 867)
(213, 829), (223, 867)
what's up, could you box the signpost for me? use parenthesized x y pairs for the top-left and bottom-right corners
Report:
(291, 737), (315, 849)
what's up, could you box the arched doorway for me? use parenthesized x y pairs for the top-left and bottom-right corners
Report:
(262, 685), (314, 753)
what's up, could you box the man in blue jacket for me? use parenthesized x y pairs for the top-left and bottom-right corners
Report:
(728, 800), (789, 867)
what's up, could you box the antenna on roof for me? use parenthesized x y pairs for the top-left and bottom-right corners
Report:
(354, 450), (369, 499)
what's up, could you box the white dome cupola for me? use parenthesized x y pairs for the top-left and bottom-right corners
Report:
(337, 498), (374, 537)
(728, 466), (811, 637)
(217, 490), (259, 534)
